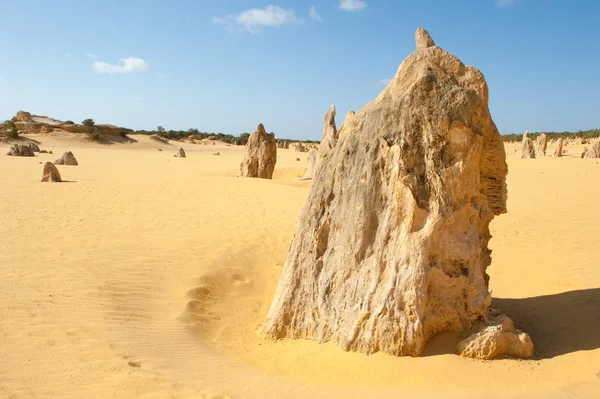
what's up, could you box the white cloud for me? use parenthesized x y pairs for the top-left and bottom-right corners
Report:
(496, 0), (516, 7)
(378, 78), (392, 85)
(92, 57), (150, 74)
(339, 0), (367, 11)
(309, 5), (323, 22)
(86, 52), (99, 59)
(213, 5), (302, 34)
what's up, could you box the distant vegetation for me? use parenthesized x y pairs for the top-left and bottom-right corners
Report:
(502, 129), (600, 142)
(64, 120), (74, 125)
(4, 120), (18, 138)
(81, 118), (95, 127)
(127, 127), (319, 146)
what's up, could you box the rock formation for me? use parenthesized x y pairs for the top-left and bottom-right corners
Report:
(175, 148), (186, 158)
(457, 314), (533, 360)
(41, 162), (62, 182)
(54, 151), (78, 165)
(261, 28), (530, 360)
(295, 143), (307, 153)
(6, 144), (35, 156)
(302, 149), (318, 179)
(28, 143), (40, 152)
(239, 124), (277, 179)
(553, 138), (564, 157)
(536, 133), (547, 156)
(520, 131), (535, 159)
(277, 140), (290, 149)
(583, 141), (600, 158)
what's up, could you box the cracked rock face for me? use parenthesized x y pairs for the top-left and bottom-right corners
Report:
(239, 124), (277, 179)
(261, 28), (529, 359)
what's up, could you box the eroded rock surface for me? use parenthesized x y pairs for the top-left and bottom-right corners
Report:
(239, 124), (277, 179)
(175, 148), (186, 158)
(458, 314), (534, 360)
(41, 162), (62, 182)
(261, 28), (528, 358)
(553, 138), (564, 157)
(6, 144), (35, 157)
(54, 151), (78, 165)
(536, 133), (547, 156)
(302, 149), (318, 179)
(521, 131), (535, 159)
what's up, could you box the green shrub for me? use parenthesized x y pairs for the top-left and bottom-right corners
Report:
(64, 120), (75, 125)
(87, 132), (104, 142)
(4, 120), (18, 138)
(82, 118), (95, 127)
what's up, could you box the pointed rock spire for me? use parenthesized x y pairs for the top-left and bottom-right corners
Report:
(415, 27), (435, 51)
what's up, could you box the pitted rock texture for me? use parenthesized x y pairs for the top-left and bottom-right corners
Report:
(261, 28), (526, 359)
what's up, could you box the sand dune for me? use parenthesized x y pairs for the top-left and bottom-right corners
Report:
(0, 136), (598, 398)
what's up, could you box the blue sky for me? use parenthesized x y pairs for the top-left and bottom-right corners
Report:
(1, 0), (599, 140)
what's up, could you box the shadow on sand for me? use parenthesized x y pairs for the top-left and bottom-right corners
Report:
(422, 288), (600, 359)
(495, 288), (600, 359)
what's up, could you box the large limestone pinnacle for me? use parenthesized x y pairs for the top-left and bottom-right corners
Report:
(261, 28), (532, 359)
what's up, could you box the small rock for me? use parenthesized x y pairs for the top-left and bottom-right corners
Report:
(213, 152), (220, 155)
(174, 148), (186, 158)
(54, 151), (78, 165)
(6, 144), (35, 157)
(41, 162), (62, 182)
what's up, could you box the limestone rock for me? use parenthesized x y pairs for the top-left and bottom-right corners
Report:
(239, 124), (277, 179)
(54, 151), (78, 166)
(302, 149), (318, 179)
(553, 138), (564, 157)
(535, 133), (547, 156)
(261, 28), (520, 358)
(415, 27), (435, 51)
(6, 144), (35, 156)
(48, 151), (53, 154)
(457, 314), (534, 360)
(41, 162), (62, 182)
(277, 140), (290, 149)
(28, 142), (40, 152)
(175, 148), (186, 158)
(583, 141), (600, 158)
(213, 152), (220, 156)
(520, 131), (535, 159)
(39, 150), (48, 154)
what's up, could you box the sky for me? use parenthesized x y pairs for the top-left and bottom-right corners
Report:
(1, 0), (599, 140)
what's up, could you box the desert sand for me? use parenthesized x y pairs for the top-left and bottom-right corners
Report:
(0, 135), (598, 398)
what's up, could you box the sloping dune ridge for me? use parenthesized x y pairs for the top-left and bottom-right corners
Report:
(1, 135), (599, 398)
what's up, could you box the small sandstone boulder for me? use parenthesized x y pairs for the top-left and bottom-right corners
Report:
(239, 123), (277, 179)
(213, 152), (220, 156)
(39, 150), (48, 154)
(457, 314), (534, 360)
(54, 151), (78, 165)
(175, 148), (186, 158)
(6, 144), (35, 157)
(41, 162), (62, 182)
(28, 143), (40, 152)
(49, 150), (53, 154)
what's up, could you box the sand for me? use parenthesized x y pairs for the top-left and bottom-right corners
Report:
(1, 135), (598, 398)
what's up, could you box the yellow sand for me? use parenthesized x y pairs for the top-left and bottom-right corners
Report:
(1, 135), (598, 398)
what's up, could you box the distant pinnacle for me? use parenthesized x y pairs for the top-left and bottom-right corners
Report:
(415, 28), (435, 51)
